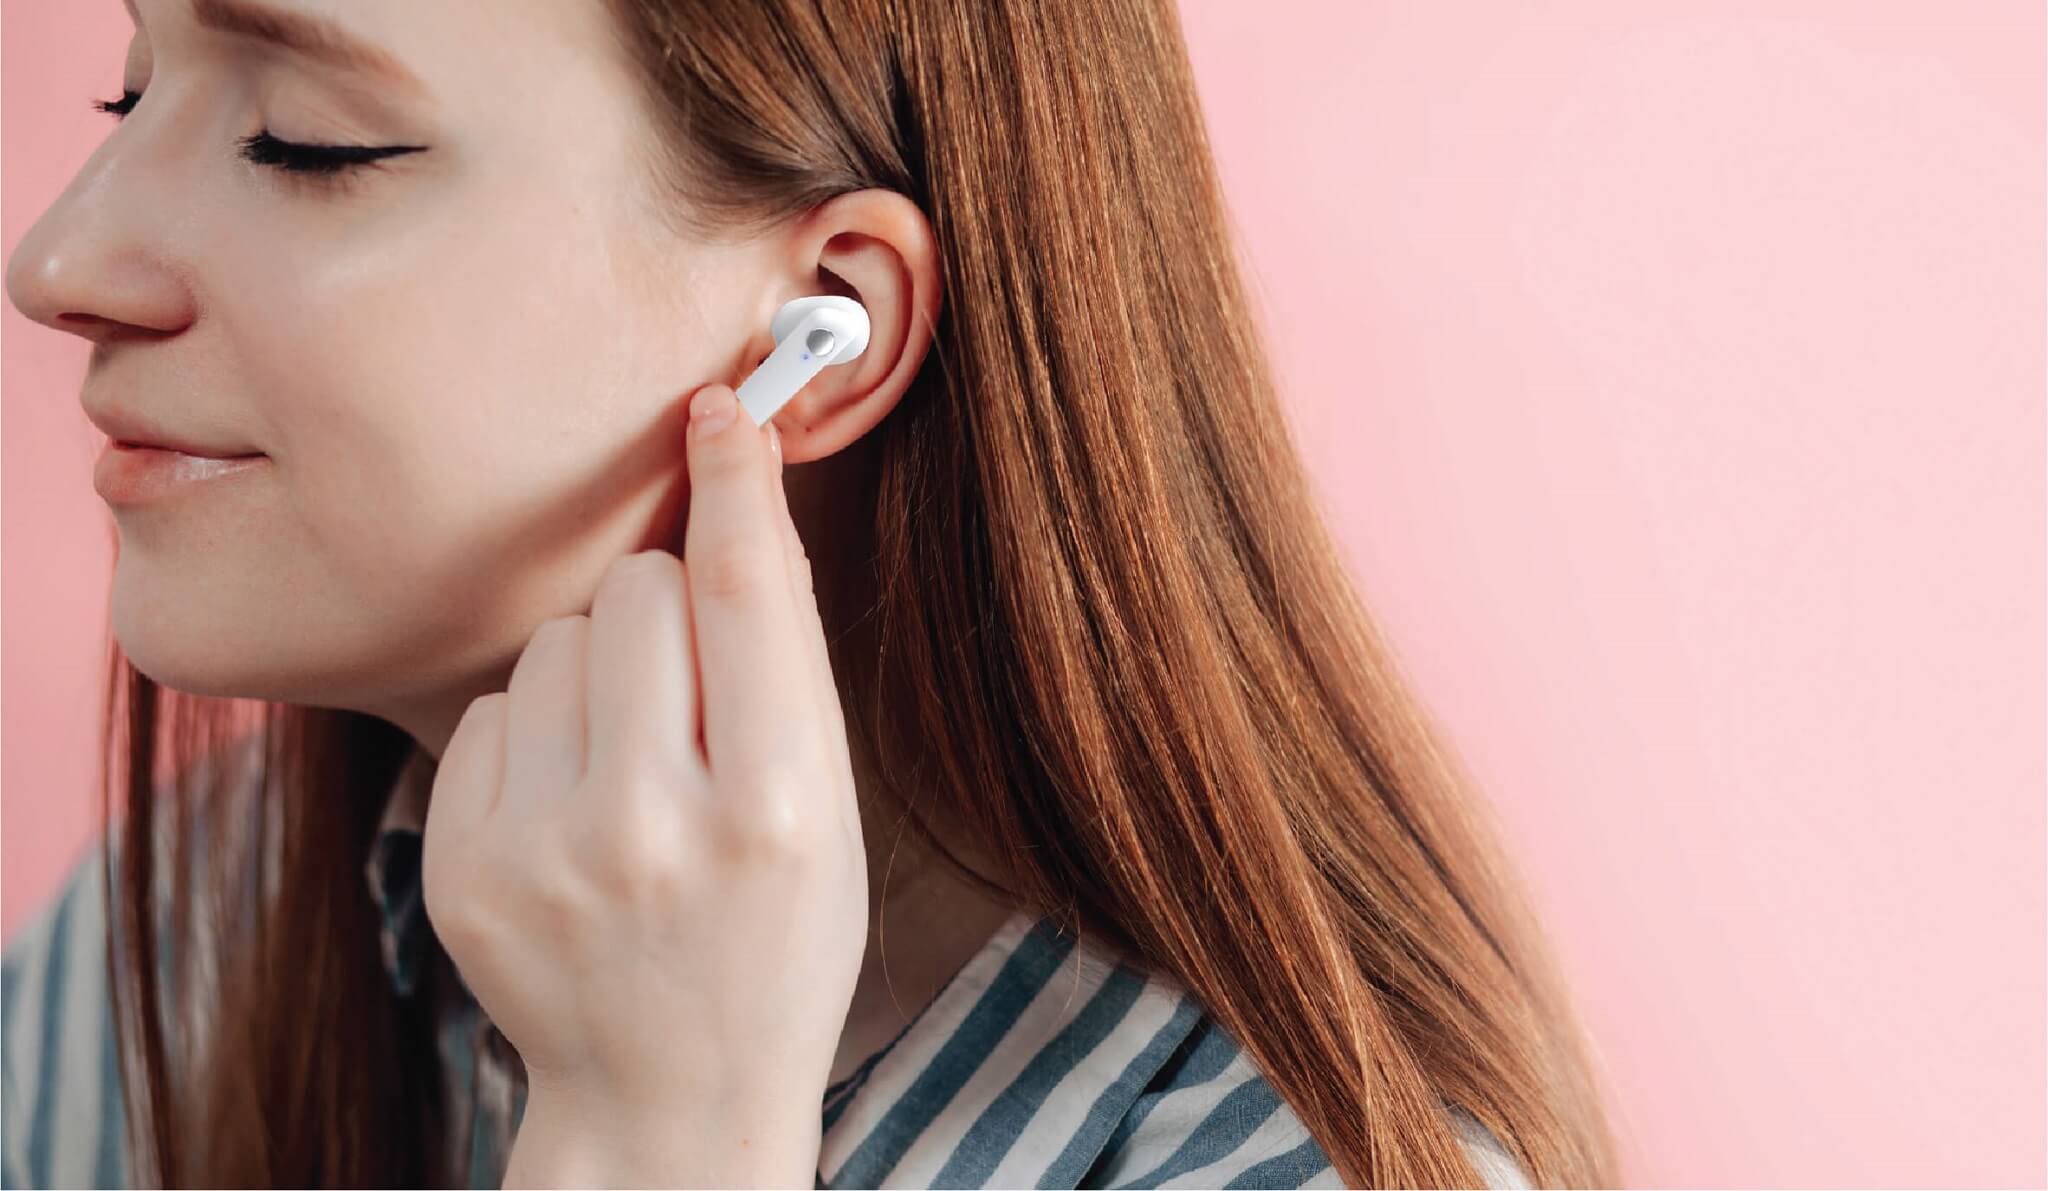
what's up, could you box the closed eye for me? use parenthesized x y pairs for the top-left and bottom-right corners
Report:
(234, 129), (427, 176)
(91, 88), (427, 183)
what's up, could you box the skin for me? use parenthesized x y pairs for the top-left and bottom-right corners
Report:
(4, 0), (1018, 1149)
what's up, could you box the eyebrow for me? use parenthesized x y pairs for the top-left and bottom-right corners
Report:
(127, 0), (430, 100)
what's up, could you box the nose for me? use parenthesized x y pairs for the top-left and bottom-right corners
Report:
(5, 129), (195, 343)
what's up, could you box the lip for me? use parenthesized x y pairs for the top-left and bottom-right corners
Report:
(82, 404), (261, 460)
(93, 439), (269, 506)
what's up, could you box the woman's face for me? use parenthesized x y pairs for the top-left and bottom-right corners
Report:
(6, 0), (911, 753)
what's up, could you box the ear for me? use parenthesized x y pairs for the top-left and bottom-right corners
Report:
(731, 189), (944, 464)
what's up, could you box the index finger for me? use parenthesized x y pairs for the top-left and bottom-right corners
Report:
(680, 382), (827, 782)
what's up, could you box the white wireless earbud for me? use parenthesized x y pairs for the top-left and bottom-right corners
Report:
(734, 295), (871, 427)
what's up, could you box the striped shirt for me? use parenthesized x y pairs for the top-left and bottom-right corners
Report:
(2, 746), (1532, 1189)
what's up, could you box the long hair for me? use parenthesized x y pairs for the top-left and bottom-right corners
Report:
(103, 0), (1622, 1184)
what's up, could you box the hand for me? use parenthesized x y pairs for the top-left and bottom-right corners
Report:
(421, 382), (869, 1187)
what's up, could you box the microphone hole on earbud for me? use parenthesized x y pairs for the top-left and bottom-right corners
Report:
(805, 328), (837, 356)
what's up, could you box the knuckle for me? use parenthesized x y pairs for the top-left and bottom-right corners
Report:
(422, 859), (494, 949)
(512, 618), (586, 685)
(430, 912), (487, 963)
(693, 436), (749, 474)
(524, 868), (591, 935)
(451, 691), (508, 742)
(615, 823), (687, 895)
(690, 546), (770, 603)
(599, 550), (682, 603)
(602, 850), (686, 915)
(582, 781), (692, 893)
(710, 771), (823, 864)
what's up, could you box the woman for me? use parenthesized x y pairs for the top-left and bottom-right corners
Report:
(1, 0), (1621, 1185)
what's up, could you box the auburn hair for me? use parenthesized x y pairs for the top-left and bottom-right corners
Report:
(101, 0), (1622, 1184)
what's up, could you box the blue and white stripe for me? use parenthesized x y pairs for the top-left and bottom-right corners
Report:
(807, 908), (1530, 1189)
(2, 846), (129, 1190)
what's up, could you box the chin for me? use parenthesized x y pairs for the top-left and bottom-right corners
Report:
(113, 638), (265, 701)
(108, 595), (281, 703)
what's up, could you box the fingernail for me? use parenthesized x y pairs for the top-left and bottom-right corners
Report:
(688, 385), (737, 438)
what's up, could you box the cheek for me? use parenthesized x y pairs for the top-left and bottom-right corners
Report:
(180, 200), (694, 699)
(232, 175), (663, 534)
(235, 180), (643, 449)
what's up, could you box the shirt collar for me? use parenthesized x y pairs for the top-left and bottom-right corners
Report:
(815, 912), (1202, 1187)
(363, 746), (437, 997)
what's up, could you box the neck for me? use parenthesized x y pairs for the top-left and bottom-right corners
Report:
(791, 434), (1023, 1085)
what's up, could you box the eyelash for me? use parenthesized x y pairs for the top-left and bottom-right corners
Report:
(91, 88), (424, 186)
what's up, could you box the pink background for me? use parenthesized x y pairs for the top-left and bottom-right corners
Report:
(4, 2), (2042, 1186)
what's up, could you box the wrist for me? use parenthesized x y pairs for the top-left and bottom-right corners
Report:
(505, 1082), (820, 1189)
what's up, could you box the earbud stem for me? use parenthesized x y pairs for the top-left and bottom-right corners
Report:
(735, 311), (833, 427)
